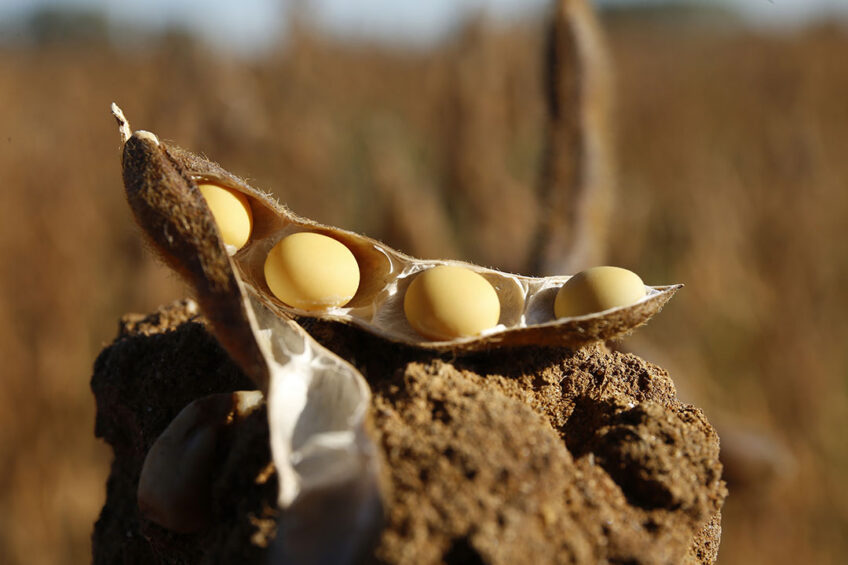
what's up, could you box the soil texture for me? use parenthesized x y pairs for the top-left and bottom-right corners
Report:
(91, 300), (726, 564)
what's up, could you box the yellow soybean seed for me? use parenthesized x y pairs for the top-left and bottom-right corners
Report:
(554, 266), (646, 318)
(404, 265), (500, 341)
(198, 183), (253, 250)
(264, 232), (360, 311)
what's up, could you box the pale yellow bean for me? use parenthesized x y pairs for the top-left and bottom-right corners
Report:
(554, 266), (645, 318)
(264, 232), (360, 311)
(404, 265), (500, 340)
(198, 183), (253, 250)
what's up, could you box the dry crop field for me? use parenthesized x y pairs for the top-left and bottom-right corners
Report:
(0, 11), (846, 564)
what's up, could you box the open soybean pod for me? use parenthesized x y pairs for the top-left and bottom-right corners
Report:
(114, 105), (381, 564)
(118, 119), (680, 353)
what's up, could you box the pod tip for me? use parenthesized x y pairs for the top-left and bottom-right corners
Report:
(111, 102), (132, 144)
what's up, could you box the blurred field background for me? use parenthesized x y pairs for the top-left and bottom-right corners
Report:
(1, 1), (847, 563)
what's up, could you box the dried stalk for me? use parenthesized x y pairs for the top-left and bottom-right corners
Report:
(530, 0), (615, 276)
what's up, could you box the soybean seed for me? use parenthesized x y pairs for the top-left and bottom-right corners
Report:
(554, 266), (645, 318)
(198, 183), (253, 250)
(264, 232), (360, 311)
(404, 265), (500, 340)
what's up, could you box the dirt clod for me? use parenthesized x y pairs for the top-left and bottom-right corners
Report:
(92, 301), (726, 564)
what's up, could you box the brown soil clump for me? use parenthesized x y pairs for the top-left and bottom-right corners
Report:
(91, 301), (726, 564)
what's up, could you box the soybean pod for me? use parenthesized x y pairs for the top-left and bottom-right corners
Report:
(115, 109), (680, 353)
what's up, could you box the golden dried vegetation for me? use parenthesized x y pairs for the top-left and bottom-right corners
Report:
(0, 11), (847, 565)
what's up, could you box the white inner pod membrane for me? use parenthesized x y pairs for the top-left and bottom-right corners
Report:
(243, 292), (381, 563)
(245, 294), (374, 508)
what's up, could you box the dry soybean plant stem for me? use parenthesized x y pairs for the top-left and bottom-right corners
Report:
(529, 0), (615, 277)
